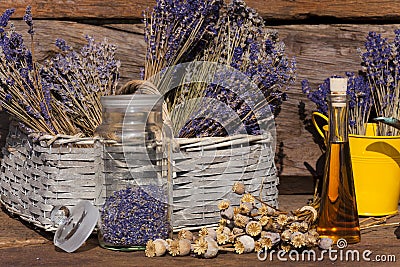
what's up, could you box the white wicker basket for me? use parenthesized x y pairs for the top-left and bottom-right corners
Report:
(0, 124), (278, 231)
(0, 123), (105, 231)
(172, 133), (278, 229)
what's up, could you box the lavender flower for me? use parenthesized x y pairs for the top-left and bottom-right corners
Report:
(0, 7), (119, 136)
(360, 30), (400, 135)
(302, 73), (372, 135)
(23, 6), (34, 35)
(0, 8), (14, 33)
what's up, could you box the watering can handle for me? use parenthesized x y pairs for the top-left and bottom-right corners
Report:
(311, 112), (328, 139)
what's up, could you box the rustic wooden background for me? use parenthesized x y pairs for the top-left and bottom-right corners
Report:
(1, 0), (399, 189)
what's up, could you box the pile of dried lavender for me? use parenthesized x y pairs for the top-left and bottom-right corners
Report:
(100, 185), (171, 248)
(145, 182), (332, 258)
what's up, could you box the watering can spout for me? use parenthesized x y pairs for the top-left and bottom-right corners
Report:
(374, 117), (400, 130)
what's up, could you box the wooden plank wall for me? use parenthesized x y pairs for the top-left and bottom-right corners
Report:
(0, 1), (399, 192)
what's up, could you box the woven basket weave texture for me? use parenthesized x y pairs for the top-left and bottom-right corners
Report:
(0, 125), (278, 231)
(0, 124), (105, 231)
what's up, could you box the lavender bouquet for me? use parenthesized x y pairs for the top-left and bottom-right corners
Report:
(143, 0), (296, 137)
(0, 7), (119, 136)
(360, 30), (400, 136)
(302, 72), (372, 135)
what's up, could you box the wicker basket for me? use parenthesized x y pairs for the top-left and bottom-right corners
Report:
(172, 133), (278, 229)
(0, 123), (105, 231)
(0, 124), (278, 231)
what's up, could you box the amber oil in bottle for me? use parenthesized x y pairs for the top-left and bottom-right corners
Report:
(317, 78), (360, 244)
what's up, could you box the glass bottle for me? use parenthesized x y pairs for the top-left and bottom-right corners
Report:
(317, 78), (360, 244)
(95, 94), (172, 251)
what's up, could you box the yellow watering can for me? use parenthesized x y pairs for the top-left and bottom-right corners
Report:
(312, 112), (400, 216)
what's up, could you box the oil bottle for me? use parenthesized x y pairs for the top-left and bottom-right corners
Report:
(317, 77), (360, 244)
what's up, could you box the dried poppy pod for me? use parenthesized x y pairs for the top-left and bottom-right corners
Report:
(145, 239), (168, 257)
(178, 239), (192, 256)
(261, 231), (280, 245)
(232, 182), (246, 195)
(168, 239), (180, 256)
(234, 235), (255, 254)
(193, 236), (219, 259)
(318, 237), (333, 250)
(234, 214), (250, 228)
(281, 229), (292, 242)
(245, 221), (262, 237)
(178, 229), (194, 241)
(290, 232), (306, 248)
(218, 200), (230, 210)
(220, 206), (234, 220)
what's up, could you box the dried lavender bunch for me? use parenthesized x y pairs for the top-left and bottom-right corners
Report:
(0, 7), (119, 136)
(143, 0), (222, 81)
(0, 7), (74, 134)
(302, 72), (372, 135)
(40, 36), (120, 136)
(170, 0), (296, 137)
(360, 30), (400, 136)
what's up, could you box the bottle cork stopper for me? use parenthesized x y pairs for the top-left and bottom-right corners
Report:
(330, 78), (347, 94)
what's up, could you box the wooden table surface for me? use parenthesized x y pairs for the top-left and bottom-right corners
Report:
(1, 195), (399, 267)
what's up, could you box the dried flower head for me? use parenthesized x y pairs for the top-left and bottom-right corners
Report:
(217, 233), (229, 245)
(233, 227), (244, 235)
(204, 236), (219, 259)
(234, 240), (245, 254)
(254, 240), (263, 253)
(289, 222), (301, 232)
(258, 205), (269, 216)
(276, 214), (288, 226)
(300, 221), (309, 232)
(168, 239), (180, 256)
(259, 216), (270, 226)
(234, 214), (250, 228)
(219, 218), (227, 226)
(308, 228), (319, 238)
(262, 232), (280, 244)
(216, 224), (225, 234)
(239, 203), (251, 214)
(199, 227), (209, 237)
(245, 221), (262, 237)
(241, 193), (255, 203)
(220, 206), (234, 220)
(232, 181), (245, 195)
(260, 237), (273, 250)
(233, 206), (241, 215)
(193, 237), (208, 255)
(305, 233), (318, 247)
(218, 200), (230, 210)
(145, 240), (156, 257)
(281, 229), (292, 242)
(178, 229), (194, 241)
(290, 232), (306, 248)
(281, 242), (292, 252)
(165, 238), (173, 248)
